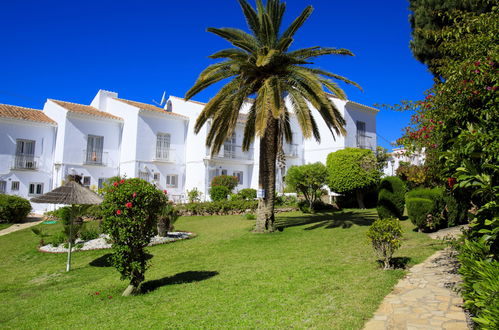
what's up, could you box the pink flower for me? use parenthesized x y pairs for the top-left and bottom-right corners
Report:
(116, 210), (122, 215)
(113, 182), (118, 187)
(474, 61), (480, 66)
(125, 202), (132, 208)
(163, 189), (168, 194)
(132, 192), (137, 198)
(120, 179), (125, 184)
(474, 69), (480, 73)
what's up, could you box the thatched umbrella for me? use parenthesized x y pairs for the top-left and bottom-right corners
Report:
(31, 180), (103, 271)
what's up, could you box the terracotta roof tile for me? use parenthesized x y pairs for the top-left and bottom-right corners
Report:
(0, 104), (56, 125)
(114, 98), (188, 119)
(50, 99), (123, 121)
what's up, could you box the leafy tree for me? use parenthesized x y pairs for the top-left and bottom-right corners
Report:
(285, 162), (328, 211)
(375, 146), (389, 175)
(326, 148), (380, 208)
(185, 0), (359, 232)
(367, 218), (403, 270)
(409, 0), (494, 79)
(101, 178), (167, 296)
(211, 175), (239, 192)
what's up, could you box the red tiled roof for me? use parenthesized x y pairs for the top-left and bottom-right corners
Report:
(50, 99), (123, 121)
(0, 104), (56, 125)
(114, 98), (188, 119)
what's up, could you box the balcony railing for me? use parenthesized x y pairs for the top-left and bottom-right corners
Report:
(12, 155), (39, 170)
(211, 145), (253, 161)
(283, 144), (299, 158)
(154, 147), (176, 162)
(83, 150), (108, 166)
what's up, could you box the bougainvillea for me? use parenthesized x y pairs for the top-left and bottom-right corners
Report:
(101, 178), (167, 296)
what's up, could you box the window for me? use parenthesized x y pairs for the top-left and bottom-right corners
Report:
(86, 135), (104, 164)
(15, 139), (36, 169)
(83, 176), (91, 187)
(156, 133), (171, 160)
(356, 121), (367, 148)
(224, 133), (236, 158)
(11, 181), (20, 191)
(233, 171), (243, 185)
(153, 173), (160, 181)
(139, 171), (149, 182)
(29, 183), (43, 195)
(221, 169), (228, 176)
(0, 181), (6, 194)
(166, 174), (178, 188)
(98, 178), (106, 189)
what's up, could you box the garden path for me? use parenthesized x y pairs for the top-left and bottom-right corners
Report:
(0, 216), (43, 237)
(363, 227), (469, 330)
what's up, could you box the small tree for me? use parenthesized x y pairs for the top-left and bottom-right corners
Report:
(187, 188), (203, 203)
(101, 178), (167, 296)
(211, 175), (239, 191)
(285, 163), (328, 211)
(327, 148), (380, 208)
(367, 217), (403, 270)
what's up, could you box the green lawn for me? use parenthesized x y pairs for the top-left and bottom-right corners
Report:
(0, 209), (443, 329)
(0, 223), (13, 231)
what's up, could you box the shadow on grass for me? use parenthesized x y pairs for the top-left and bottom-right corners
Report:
(389, 257), (411, 269)
(141, 271), (219, 293)
(89, 253), (153, 267)
(275, 210), (378, 230)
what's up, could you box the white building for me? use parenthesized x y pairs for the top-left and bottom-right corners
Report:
(0, 104), (57, 212)
(0, 89), (379, 208)
(383, 147), (426, 177)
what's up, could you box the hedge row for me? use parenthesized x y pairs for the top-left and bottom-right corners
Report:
(377, 176), (406, 219)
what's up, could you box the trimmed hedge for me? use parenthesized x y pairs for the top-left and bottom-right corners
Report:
(406, 197), (435, 231)
(377, 176), (406, 219)
(0, 194), (32, 223)
(177, 200), (259, 216)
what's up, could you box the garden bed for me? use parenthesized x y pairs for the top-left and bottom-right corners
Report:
(38, 231), (194, 253)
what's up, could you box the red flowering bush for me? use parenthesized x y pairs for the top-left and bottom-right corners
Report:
(101, 178), (167, 296)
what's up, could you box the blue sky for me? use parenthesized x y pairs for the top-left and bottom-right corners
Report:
(0, 0), (433, 151)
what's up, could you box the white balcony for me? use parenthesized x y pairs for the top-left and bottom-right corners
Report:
(208, 145), (254, 163)
(83, 150), (109, 166)
(283, 144), (299, 158)
(11, 155), (39, 170)
(153, 147), (176, 162)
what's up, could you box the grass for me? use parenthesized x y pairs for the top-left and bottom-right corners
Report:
(0, 209), (443, 329)
(0, 223), (13, 231)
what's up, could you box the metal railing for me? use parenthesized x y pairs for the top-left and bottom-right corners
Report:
(12, 155), (38, 170)
(211, 145), (253, 161)
(83, 150), (108, 165)
(154, 147), (176, 162)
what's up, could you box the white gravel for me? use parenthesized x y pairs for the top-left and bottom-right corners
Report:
(39, 232), (192, 253)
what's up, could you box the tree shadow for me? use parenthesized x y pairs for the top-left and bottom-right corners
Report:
(140, 271), (219, 293)
(276, 210), (378, 230)
(89, 253), (153, 267)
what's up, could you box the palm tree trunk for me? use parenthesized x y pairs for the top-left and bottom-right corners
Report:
(255, 117), (278, 233)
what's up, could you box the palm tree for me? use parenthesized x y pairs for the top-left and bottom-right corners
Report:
(185, 0), (360, 232)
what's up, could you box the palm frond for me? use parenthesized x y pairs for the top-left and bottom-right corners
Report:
(280, 5), (313, 40)
(207, 27), (259, 53)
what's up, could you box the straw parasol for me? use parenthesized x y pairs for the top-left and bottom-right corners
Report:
(31, 180), (103, 271)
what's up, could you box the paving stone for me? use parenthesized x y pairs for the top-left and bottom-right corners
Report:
(363, 248), (469, 330)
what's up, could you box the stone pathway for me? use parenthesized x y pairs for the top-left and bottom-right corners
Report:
(364, 230), (469, 329)
(0, 215), (43, 237)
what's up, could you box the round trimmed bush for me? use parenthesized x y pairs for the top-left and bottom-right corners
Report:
(406, 197), (436, 231)
(210, 186), (230, 201)
(377, 176), (406, 219)
(238, 188), (257, 200)
(0, 194), (32, 223)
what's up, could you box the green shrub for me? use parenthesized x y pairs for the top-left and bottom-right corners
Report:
(49, 232), (67, 247)
(366, 217), (403, 269)
(238, 188), (256, 200)
(377, 176), (406, 219)
(275, 194), (298, 207)
(406, 197), (438, 231)
(210, 186), (230, 201)
(101, 178), (167, 295)
(244, 213), (256, 220)
(82, 204), (103, 219)
(79, 226), (100, 241)
(0, 194), (32, 223)
(157, 202), (180, 237)
(297, 200), (334, 213)
(177, 200), (258, 216)
(443, 191), (469, 227)
(229, 193), (243, 201)
(187, 188), (202, 203)
(457, 237), (499, 329)
(211, 175), (239, 191)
